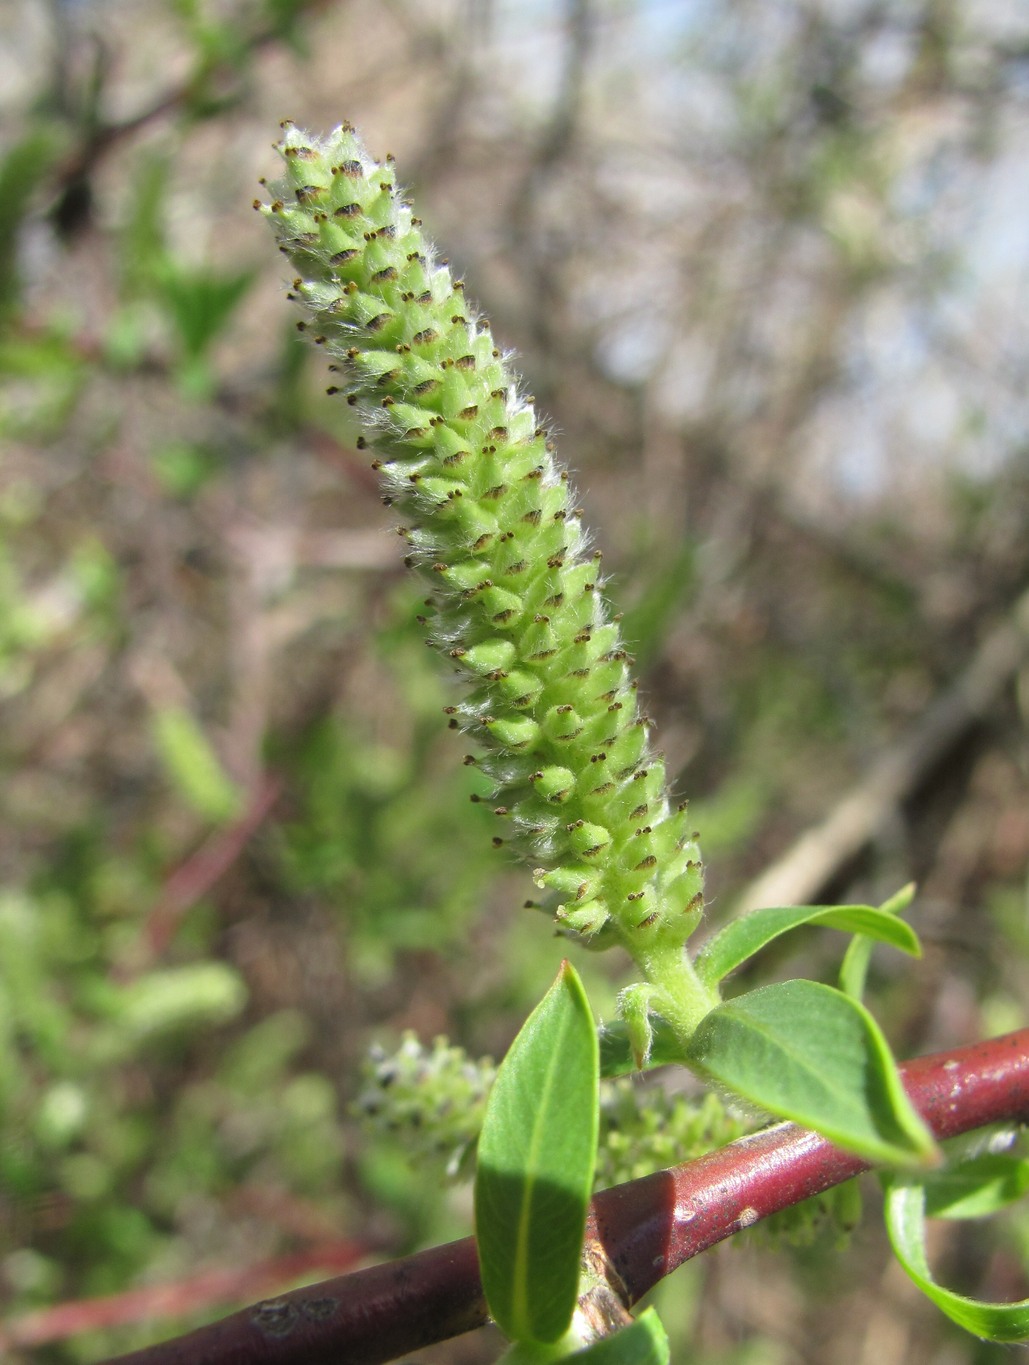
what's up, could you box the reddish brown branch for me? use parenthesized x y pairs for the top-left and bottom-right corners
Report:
(592, 1028), (1029, 1302)
(144, 772), (283, 961)
(99, 1029), (1029, 1365)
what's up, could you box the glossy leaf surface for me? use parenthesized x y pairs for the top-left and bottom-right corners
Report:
(884, 1176), (1029, 1341)
(695, 893), (919, 990)
(921, 1146), (1029, 1219)
(476, 961), (599, 1344)
(684, 979), (938, 1167)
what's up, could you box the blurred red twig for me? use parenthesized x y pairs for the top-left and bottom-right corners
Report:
(0, 1242), (365, 1352)
(98, 1028), (1029, 1365)
(144, 772), (283, 961)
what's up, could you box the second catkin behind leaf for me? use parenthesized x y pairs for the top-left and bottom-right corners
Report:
(258, 121), (707, 973)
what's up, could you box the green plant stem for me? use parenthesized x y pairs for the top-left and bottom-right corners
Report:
(634, 943), (720, 1042)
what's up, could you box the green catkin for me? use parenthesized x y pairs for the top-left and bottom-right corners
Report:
(354, 1032), (496, 1180)
(353, 1032), (749, 1192)
(259, 122), (718, 1032)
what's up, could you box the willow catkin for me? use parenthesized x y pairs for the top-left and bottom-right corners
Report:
(257, 121), (704, 958)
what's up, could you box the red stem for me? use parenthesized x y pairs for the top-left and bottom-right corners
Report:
(144, 773), (283, 961)
(592, 1028), (1029, 1301)
(99, 1029), (1029, 1365)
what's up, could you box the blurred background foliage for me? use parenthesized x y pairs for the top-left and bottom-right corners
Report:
(0, 0), (1027, 1360)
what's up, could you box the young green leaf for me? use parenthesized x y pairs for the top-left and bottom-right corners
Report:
(157, 263), (255, 362)
(475, 960), (599, 1344)
(695, 896), (920, 990)
(683, 979), (939, 1167)
(839, 884), (916, 1000)
(155, 260), (255, 398)
(560, 1308), (669, 1363)
(883, 1175), (1029, 1341)
(920, 1146), (1029, 1219)
(598, 1016), (688, 1078)
(614, 982), (657, 1071)
(838, 930), (876, 1002)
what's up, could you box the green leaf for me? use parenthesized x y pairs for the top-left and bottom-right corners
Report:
(119, 151), (172, 297)
(475, 961), (599, 1344)
(695, 891), (920, 989)
(115, 962), (248, 1045)
(562, 1309), (669, 1363)
(884, 1176), (1029, 1341)
(838, 931), (875, 1001)
(921, 1148), (1029, 1219)
(599, 1016), (687, 1078)
(614, 983), (656, 1071)
(0, 326), (87, 440)
(839, 884), (916, 1000)
(0, 125), (67, 316)
(684, 980), (939, 1167)
(150, 440), (222, 499)
(157, 263), (255, 360)
(151, 706), (243, 823)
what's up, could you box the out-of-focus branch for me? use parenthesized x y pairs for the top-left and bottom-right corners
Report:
(0, 1243), (365, 1353)
(141, 772), (283, 963)
(733, 584), (1029, 914)
(43, 0), (338, 219)
(99, 1028), (1029, 1365)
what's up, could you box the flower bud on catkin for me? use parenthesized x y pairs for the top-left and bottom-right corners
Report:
(258, 122), (704, 953)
